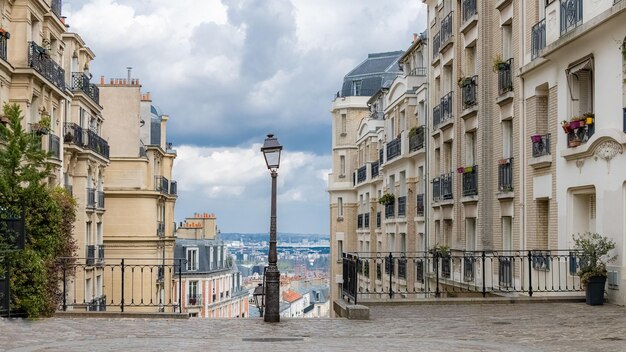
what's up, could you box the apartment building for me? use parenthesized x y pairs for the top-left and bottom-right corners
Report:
(520, 0), (626, 304)
(99, 78), (178, 312)
(174, 213), (249, 318)
(328, 51), (403, 310)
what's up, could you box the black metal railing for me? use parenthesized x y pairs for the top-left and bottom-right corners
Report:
(376, 212), (381, 228)
(364, 213), (370, 228)
(155, 176), (169, 194)
(157, 221), (165, 237)
(357, 165), (367, 183)
(98, 245), (105, 264)
(86, 130), (110, 158)
(567, 125), (593, 148)
(48, 134), (60, 159)
(498, 58), (513, 95)
(531, 19), (546, 60)
(432, 31), (441, 59)
(371, 160), (380, 178)
(498, 158), (513, 192)
(386, 137), (401, 161)
(63, 123), (83, 145)
(60, 258), (184, 313)
(86, 245), (96, 266)
(378, 148), (383, 164)
(71, 72), (100, 105)
(0, 33), (7, 62)
(462, 0), (477, 23)
(560, 0), (582, 36)
(51, 0), (62, 19)
(397, 196), (406, 217)
(357, 214), (363, 229)
(433, 104), (441, 129)
(441, 172), (453, 200)
(409, 126), (425, 152)
(87, 296), (106, 312)
(97, 191), (105, 209)
(385, 202), (395, 219)
(461, 76), (478, 109)
(462, 166), (478, 196)
(342, 250), (584, 303)
(28, 42), (65, 91)
(187, 294), (202, 306)
(86, 188), (96, 208)
(531, 134), (551, 158)
(416, 194), (424, 216)
(170, 181), (177, 195)
(440, 11), (453, 48)
(409, 67), (427, 76)
(432, 177), (441, 202)
(440, 92), (453, 125)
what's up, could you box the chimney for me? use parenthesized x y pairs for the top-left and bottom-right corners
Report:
(127, 67), (132, 83)
(100, 76), (105, 85)
(413, 33), (418, 43)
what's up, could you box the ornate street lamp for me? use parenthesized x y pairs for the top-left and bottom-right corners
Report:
(252, 283), (265, 317)
(260, 134), (282, 322)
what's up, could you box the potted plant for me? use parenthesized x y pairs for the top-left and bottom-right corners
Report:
(531, 134), (542, 143)
(492, 54), (508, 72)
(584, 112), (594, 125)
(457, 167), (465, 174)
(430, 244), (450, 258)
(573, 232), (617, 305)
(561, 120), (572, 133)
(457, 76), (472, 87)
(378, 193), (394, 206)
(34, 114), (51, 135)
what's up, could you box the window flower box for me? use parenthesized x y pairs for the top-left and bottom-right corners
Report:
(531, 134), (542, 143)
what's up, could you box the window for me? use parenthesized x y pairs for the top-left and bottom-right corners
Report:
(400, 110), (406, 132)
(337, 240), (343, 262)
(465, 218), (476, 251)
(186, 248), (198, 271)
(352, 81), (362, 95)
(341, 114), (347, 134)
(338, 197), (343, 217)
(465, 132), (475, 166)
(340, 155), (345, 176)
(188, 280), (199, 301)
(502, 25), (512, 60)
(502, 217), (512, 251)
(502, 120), (513, 158)
(567, 58), (594, 116)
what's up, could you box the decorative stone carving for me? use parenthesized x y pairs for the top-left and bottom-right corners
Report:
(593, 140), (623, 173)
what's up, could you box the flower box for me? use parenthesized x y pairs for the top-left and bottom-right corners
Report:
(531, 134), (542, 143)
(569, 120), (580, 129)
(457, 167), (465, 174)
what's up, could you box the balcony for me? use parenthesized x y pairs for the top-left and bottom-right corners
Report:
(441, 173), (453, 200)
(364, 213), (370, 228)
(567, 123), (594, 148)
(157, 221), (165, 237)
(0, 33), (7, 62)
(97, 191), (105, 209)
(187, 294), (202, 306)
(408, 67), (426, 76)
(155, 176), (169, 194)
(409, 126), (425, 152)
(416, 194), (424, 216)
(497, 58), (513, 95)
(440, 92), (453, 126)
(48, 134), (60, 159)
(432, 31), (441, 60)
(71, 72), (100, 105)
(560, 0), (582, 36)
(51, 0), (62, 19)
(384, 202), (395, 219)
(357, 165), (367, 184)
(86, 188), (96, 209)
(85, 130), (110, 159)
(86, 245), (95, 266)
(460, 76), (478, 110)
(170, 180), (177, 195)
(386, 137), (401, 161)
(28, 42), (65, 92)
(357, 214), (363, 229)
(371, 160), (380, 178)
(63, 123), (83, 146)
(531, 19), (546, 60)
(461, 165), (478, 197)
(531, 134), (551, 157)
(462, 0), (477, 24)
(97, 245), (104, 264)
(498, 158), (514, 192)
(397, 196), (406, 217)
(433, 104), (441, 129)
(440, 11), (453, 49)
(432, 177), (441, 202)
(376, 212), (381, 228)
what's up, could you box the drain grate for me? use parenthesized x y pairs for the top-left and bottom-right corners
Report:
(601, 337), (624, 341)
(242, 337), (305, 342)
(491, 321), (512, 325)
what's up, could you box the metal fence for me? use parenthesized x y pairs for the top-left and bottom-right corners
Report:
(531, 134), (551, 158)
(560, 0), (583, 35)
(498, 58), (514, 95)
(342, 250), (584, 304)
(386, 137), (401, 161)
(531, 19), (546, 60)
(461, 76), (478, 110)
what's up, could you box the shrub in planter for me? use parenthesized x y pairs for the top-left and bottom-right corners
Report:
(573, 232), (617, 305)
(378, 193), (394, 206)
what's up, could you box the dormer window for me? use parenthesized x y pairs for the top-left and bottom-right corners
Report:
(352, 80), (362, 96)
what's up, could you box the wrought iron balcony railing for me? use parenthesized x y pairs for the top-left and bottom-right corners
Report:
(531, 19), (546, 60)
(187, 294), (202, 306)
(385, 202), (395, 219)
(531, 134), (551, 158)
(440, 11), (453, 48)
(357, 214), (363, 229)
(433, 104), (441, 129)
(498, 158), (514, 192)
(432, 31), (441, 59)
(97, 191), (105, 209)
(440, 92), (453, 125)
(432, 177), (441, 202)
(28, 41), (65, 91)
(357, 165), (367, 183)
(462, 0), (477, 23)
(63, 123), (83, 146)
(71, 72), (100, 105)
(48, 134), (60, 159)
(386, 137), (401, 161)
(397, 196), (406, 217)
(462, 165), (478, 197)
(371, 160), (379, 178)
(86, 245), (95, 266)
(155, 176), (169, 194)
(409, 126), (425, 152)
(51, 0), (62, 19)
(170, 180), (177, 195)
(157, 221), (165, 237)
(86, 188), (96, 208)
(461, 76), (478, 109)
(416, 194), (424, 216)
(497, 58), (513, 95)
(560, 0), (582, 36)
(97, 245), (105, 264)
(441, 172), (454, 200)
(408, 67), (426, 76)
(364, 213), (370, 228)
(0, 33), (7, 62)
(85, 130), (110, 159)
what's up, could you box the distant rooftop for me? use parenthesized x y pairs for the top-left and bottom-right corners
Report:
(338, 51), (404, 98)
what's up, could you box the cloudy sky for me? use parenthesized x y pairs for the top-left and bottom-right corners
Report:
(64, 0), (426, 234)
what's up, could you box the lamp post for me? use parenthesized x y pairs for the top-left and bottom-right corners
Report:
(260, 133), (282, 323)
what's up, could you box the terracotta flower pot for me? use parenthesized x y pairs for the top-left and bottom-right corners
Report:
(562, 123), (571, 133)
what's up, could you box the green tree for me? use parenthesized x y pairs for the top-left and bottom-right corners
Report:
(0, 103), (76, 317)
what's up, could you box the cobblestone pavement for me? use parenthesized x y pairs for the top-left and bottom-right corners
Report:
(1, 303), (626, 351)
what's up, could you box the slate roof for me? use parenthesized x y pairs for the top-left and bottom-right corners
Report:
(339, 51), (404, 97)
